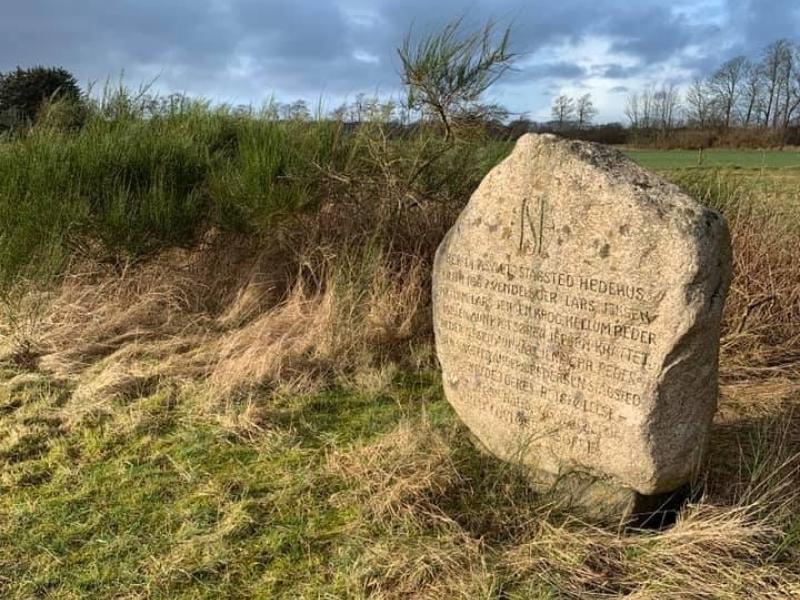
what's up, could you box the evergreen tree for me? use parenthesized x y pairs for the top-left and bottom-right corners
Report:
(0, 66), (82, 127)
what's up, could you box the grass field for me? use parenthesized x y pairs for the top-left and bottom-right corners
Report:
(626, 148), (800, 213)
(1, 108), (800, 598)
(624, 148), (800, 171)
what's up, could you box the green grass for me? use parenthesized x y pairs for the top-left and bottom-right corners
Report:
(0, 368), (559, 599)
(0, 99), (510, 290)
(0, 111), (348, 287)
(625, 148), (800, 214)
(0, 369), (452, 598)
(3, 363), (800, 598)
(624, 148), (800, 171)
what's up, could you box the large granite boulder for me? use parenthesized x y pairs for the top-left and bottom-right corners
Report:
(432, 134), (731, 506)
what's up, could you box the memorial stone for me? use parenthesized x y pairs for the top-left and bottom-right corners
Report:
(432, 134), (731, 516)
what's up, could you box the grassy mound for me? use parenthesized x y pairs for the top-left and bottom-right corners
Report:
(1, 105), (800, 598)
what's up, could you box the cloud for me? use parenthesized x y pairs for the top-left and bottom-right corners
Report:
(509, 61), (587, 81)
(724, 0), (800, 50)
(595, 64), (644, 79)
(603, 5), (700, 63)
(0, 0), (798, 120)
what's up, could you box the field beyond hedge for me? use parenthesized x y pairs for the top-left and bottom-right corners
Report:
(625, 148), (800, 171)
(1, 107), (800, 598)
(625, 148), (800, 170)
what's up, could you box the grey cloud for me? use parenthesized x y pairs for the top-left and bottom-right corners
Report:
(675, 0), (799, 79)
(0, 0), (390, 101)
(0, 0), (798, 112)
(595, 64), (644, 79)
(725, 0), (800, 50)
(509, 61), (587, 82)
(601, 4), (715, 64)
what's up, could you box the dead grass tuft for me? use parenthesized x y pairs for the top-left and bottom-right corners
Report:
(503, 501), (800, 598)
(65, 358), (161, 426)
(327, 406), (800, 598)
(318, 377), (800, 599)
(0, 197), (445, 432)
(353, 533), (495, 599)
(209, 252), (427, 395)
(327, 420), (460, 521)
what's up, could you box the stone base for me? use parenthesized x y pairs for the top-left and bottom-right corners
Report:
(467, 433), (689, 528)
(528, 468), (690, 529)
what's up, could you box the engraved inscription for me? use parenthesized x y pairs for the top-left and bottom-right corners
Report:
(435, 250), (664, 456)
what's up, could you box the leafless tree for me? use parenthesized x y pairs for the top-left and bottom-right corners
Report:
(624, 92), (641, 128)
(621, 38), (800, 134)
(741, 60), (763, 126)
(575, 93), (597, 129)
(685, 78), (716, 127)
(551, 94), (575, 129)
(710, 56), (747, 128)
(396, 101), (413, 126)
(653, 83), (681, 131)
(351, 92), (367, 122)
(625, 83), (682, 132)
(288, 99), (311, 121)
(761, 39), (793, 127)
(779, 43), (796, 128)
(330, 103), (348, 122)
(788, 46), (800, 126)
(639, 86), (656, 129)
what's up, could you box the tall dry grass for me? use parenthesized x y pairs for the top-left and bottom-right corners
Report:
(0, 189), (455, 422)
(322, 406), (800, 598)
(0, 89), (510, 409)
(5, 156), (795, 414)
(675, 171), (800, 381)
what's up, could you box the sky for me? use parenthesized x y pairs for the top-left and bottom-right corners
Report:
(1, 0), (799, 122)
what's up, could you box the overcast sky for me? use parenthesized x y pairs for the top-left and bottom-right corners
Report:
(1, 0), (798, 122)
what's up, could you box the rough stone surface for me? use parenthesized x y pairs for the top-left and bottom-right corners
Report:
(433, 134), (732, 496)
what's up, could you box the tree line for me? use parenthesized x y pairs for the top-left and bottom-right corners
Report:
(0, 18), (517, 144)
(625, 38), (800, 132)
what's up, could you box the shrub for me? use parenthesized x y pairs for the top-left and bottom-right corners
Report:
(0, 66), (83, 129)
(398, 17), (515, 140)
